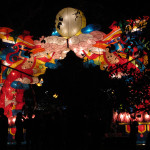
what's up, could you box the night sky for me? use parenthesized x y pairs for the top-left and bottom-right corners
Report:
(0, 0), (150, 112)
(0, 0), (149, 37)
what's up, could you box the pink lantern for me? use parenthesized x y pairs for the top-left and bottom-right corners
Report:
(144, 112), (150, 122)
(136, 113), (143, 122)
(119, 113), (125, 122)
(124, 112), (131, 123)
(113, 111), (118, 122)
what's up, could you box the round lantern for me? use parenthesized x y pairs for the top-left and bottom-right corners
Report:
(55, 7), (86, 38)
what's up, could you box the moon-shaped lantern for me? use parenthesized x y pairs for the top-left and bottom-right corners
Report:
(55, 7), (86, 38)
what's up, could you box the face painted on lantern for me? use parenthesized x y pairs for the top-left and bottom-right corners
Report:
(105, 48), (119, 64)
(21, 53), (34, 69)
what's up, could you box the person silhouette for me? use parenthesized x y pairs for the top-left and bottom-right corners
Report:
(145, 132), (150, 150)
(31, 111), (42, 150)
(15, 112), (24, 150)
(129, 120), (138, 150)
(24, 112), (34, 150)
(0, 108), (8, 150)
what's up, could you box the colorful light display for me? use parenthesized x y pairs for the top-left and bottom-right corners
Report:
(0, 8), (150, 139)
(0, 28), (59, 117)
(0, 9), (150, 114)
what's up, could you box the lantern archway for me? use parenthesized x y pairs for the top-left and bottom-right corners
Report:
(0, 7), (150, 143)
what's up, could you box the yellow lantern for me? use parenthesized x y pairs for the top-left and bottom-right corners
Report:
(53, 93), (58, 99)
(55, 7), (86, 38)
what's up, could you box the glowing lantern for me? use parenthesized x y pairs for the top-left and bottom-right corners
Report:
(36, 78), (44, 86)
(12, 116), (16, 124)
(144, 113), (150, 121)
(55, 7), (86, 38)
(124, 113), (131, 123)
(136, 113), (143, 122)
(113, 111), (118, 122)
(119, 113), (125, 122)
(53, 93), (58, 99)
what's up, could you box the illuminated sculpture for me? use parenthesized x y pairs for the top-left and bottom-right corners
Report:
(0, 28), (58, 117)
(0, 7), (150, 143)
(0, 7), (149, 119)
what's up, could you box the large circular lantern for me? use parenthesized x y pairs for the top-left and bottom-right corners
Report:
(55, 7), (86, 38)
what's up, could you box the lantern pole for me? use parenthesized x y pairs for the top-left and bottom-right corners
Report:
(67, 39), (69, 48)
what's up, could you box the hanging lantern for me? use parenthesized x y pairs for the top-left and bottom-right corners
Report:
(144, 112), (150, 122)
(55, 7), (86, 38)
(124, 112), (131, 123)
(119, 113), (125, 122)
(136, 113), (143, 122)
(113, 111), (118, 122)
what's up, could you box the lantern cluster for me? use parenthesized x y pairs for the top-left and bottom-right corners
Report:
(0, 7), (150, 119)
(113, 111), (150, 123)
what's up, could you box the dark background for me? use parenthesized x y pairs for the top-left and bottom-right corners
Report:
(0, 0), (149, 116)
(1, 0), (150, 137)
(0, 0), (149, 37)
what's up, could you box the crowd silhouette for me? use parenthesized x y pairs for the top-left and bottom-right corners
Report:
(15, 106), (107, 150)
(1, 106), (150, 150)
(15, 112), (24, 150)
(0, 108), (8, 150)
(0, 106), (107, 150)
